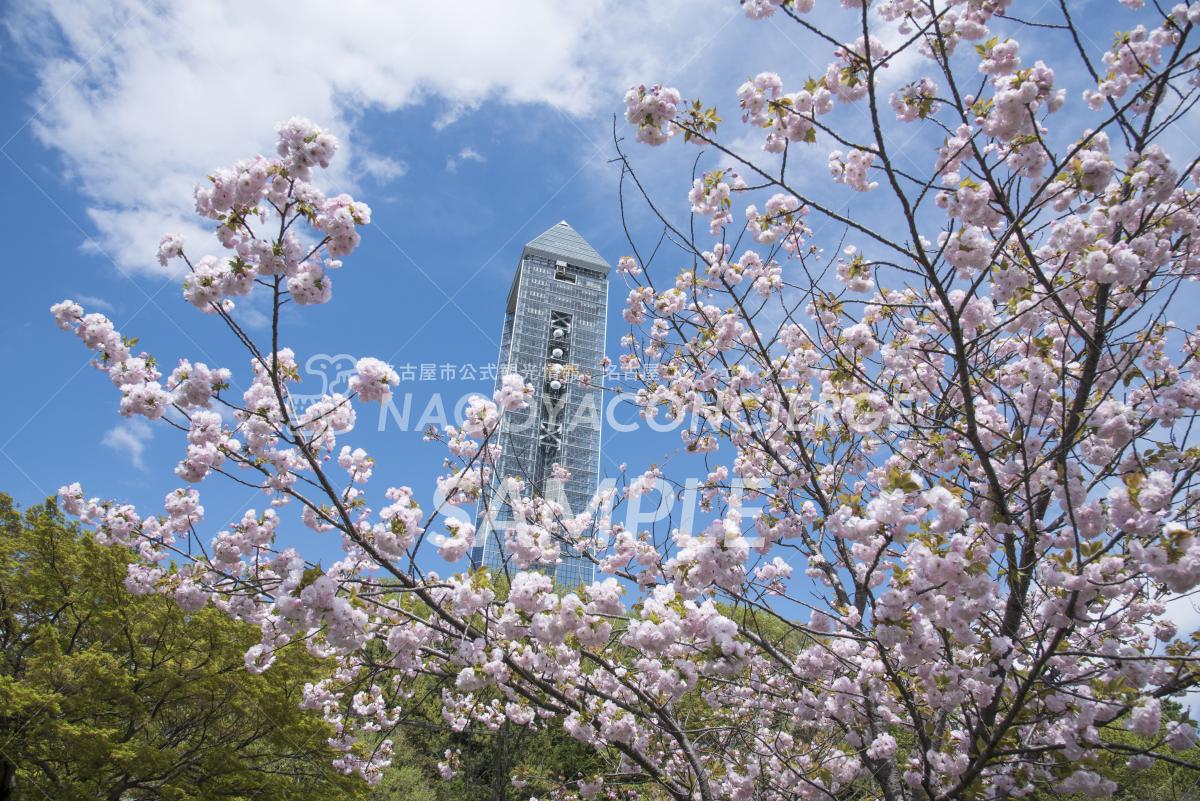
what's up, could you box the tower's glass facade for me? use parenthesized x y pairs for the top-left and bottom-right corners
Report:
(471, 222), (608, 588)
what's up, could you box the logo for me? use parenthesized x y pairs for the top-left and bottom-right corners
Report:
(294, 352), (358, 410)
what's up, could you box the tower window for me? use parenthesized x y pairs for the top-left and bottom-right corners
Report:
(554, 260), (577, 283)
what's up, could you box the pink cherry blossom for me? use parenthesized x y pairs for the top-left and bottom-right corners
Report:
(46, 5), (1200, 794)
(349, 357), (399, 402)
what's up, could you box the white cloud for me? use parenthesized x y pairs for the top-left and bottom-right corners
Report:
(75, 293), (114, 312)
(432, 100), (479, 131)
(1165, 593), (1200, 643)
(6, 0), (720, 276)
(230, 290), (272, 331)
(358, 153), (408, 183)
(446, 146), (485, 173)
(101, 417), (153, 470)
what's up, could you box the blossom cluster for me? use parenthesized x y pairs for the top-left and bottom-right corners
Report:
(46, 0), (1200, 798)
(827, 148), (878, 191)
(623, 84), (681, 146)
(172, 117), (371, 313)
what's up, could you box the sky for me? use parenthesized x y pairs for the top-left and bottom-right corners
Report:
(2, 0), (1197, 648)
(0, 0), (780, 570)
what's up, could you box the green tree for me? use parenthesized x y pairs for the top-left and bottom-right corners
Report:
(362, 576), (611, 801)
(365, 689), (611, 801)
(365, 599), (808, 801)
(1030, 699), (1200, 801)
(0, 494), (365, 801)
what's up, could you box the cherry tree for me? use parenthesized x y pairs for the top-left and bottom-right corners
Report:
(46, 0), (1200, 798)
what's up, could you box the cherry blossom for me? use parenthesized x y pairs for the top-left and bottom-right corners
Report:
(46, 2), (1200, 798)
(623, 84), (682, 146)
(349, 357), (399, 402)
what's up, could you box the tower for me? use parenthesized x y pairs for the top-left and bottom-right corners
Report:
(471, 221), (609, 587)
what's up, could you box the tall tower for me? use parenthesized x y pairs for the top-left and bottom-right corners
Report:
(472, 221), (609, 587)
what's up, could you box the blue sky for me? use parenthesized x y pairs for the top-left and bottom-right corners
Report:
(10, 0), (1200, 719)
(0, 0), (775, 568)
(0, 0), (1183, 580)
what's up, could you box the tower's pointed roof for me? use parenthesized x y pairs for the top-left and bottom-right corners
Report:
(522, 220), (610, 273)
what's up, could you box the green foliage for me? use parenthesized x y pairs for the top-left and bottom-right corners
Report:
(0, 494), (365, 801)
(1030, 702), (1200, 801)
(368, 709), (605, 801)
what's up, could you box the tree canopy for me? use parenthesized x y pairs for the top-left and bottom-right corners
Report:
(0, 494), (364, 801)
(39, 1), (1200, 797)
